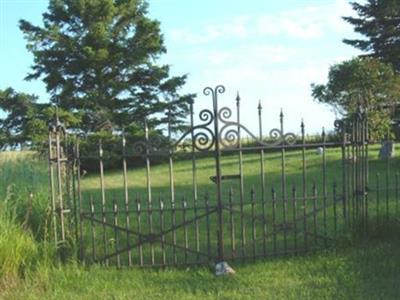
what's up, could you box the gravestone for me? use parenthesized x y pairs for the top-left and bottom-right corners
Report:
(316, 147), (324, 155)
(379, 140), (395, 159)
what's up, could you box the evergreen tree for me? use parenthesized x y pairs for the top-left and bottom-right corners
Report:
(343, 0), (400, 72)
(19, 0), (194, 134)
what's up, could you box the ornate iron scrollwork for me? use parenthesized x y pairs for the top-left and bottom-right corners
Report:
(130, 84), (299, 156)
(216, 105), (297, 149)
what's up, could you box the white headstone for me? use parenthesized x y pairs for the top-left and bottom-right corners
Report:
(316, 147), (324, 155)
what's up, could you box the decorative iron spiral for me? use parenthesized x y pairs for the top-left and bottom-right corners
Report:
(193, 127), (215, 151)
(268, 128), (297, 145)
(269, 128), (281, 140)
(219, 125), (239, 148)
(199, 109), (214, 126)
(203, 85), (225, 97)
(218, 106), (233, 123)
(283, 132), (297, 145)
(215, 85), (225, 94)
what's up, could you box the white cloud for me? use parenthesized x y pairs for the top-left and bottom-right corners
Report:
(190, 45), (298, 66)
(168, 0), (356, 44)
(162, 0), (363, 133)
(169, 15), (250, 44)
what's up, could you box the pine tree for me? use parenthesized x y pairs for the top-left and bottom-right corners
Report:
(19, 0), (194, 134)
(343, 0), (400, 72)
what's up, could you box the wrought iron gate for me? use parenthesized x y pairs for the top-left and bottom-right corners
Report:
(48, 85), (399, 268)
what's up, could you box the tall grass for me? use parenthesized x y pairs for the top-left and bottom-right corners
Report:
(0, 152), (56, 285)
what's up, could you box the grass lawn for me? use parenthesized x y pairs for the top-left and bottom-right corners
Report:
(0, 148), (399, 299)
(3, 231), (400, 299)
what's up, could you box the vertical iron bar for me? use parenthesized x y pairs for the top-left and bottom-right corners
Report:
(48, 129), (58, 244)
(204, 193), (211, 261)
(341, 120), (348, 222)
(312, 182), (317, 246)
(250, 187), (256, 260)
(301, 120), (308, 250)
(113, 197), (121, 268)
(271, 187), (277, 255)
(333, 182), (337, 237)
(396, 173), (399, 215)
(346, 136), (351, 223)
(167, 108), (176, 221)
(360, 113), (365, 223)
(99, 140), (108, 266)
(376, 174), (380, 225)
(76, 138), (84, 262)
(355, 112), (360, 219)
(55, 120), (66, 242)
(236, 92), (246, 260)
(136, 195), (143, 266)
(322, 128), (327, 247)
(351, 117), (356, 224)
(65, 133), (72, 235)
(171, 193), (177, 265)
(292, 185), (297, 252)
(385, 134), (390, 220)
(193, 190), (200, 263)
(144, 120), (154, 265)
(258, 101), (267, 256)
(213, 87), (225, 262)
(148, 193), (154, 266)
(364, 113), (369, 226)
(159, 194), (166, 266)
(228, 187), (235, 259)
(189, 100), (200, 262)
(72, 138), (79, 259)
(182, 196), (188, 264)
(122, 133), (132, 266)
(90, 195), (96, 262)
(280, 110), (287, 254)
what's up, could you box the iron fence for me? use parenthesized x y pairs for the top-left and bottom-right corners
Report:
(48, 85), (400, 268)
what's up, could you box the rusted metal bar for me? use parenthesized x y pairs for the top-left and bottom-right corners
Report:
(301, 120), (307, 250)
(136, 195), (143, 266)
(228, 187), (235, 258)
(258, 101), (267, 256)
(322, 128), (327, 247)
(113, 197), (121, 268)
(98, 140), (108, 266)
(280, 110), (287, 254)
(144, 120), (154, 265)
(312, 182), (317, 246)
(292, 185), (297, 252)
(122, 133), (132, 266)
(250, 187), (256, 260)
(236, 92), (246, 260)
(159, 194), (166, 265)
(48, 129), (58, 245)
(271, 187), (277, 254)
(90, 195), (96, 262)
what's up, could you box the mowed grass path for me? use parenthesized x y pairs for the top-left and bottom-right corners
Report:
(0, 148), (399, 299)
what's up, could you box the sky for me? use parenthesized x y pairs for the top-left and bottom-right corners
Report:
(0, 0), (363, 136)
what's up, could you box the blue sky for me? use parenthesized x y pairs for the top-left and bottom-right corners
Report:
(0, 0), (362, 135)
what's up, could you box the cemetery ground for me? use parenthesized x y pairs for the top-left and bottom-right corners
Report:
(0, 147), (399, 299)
